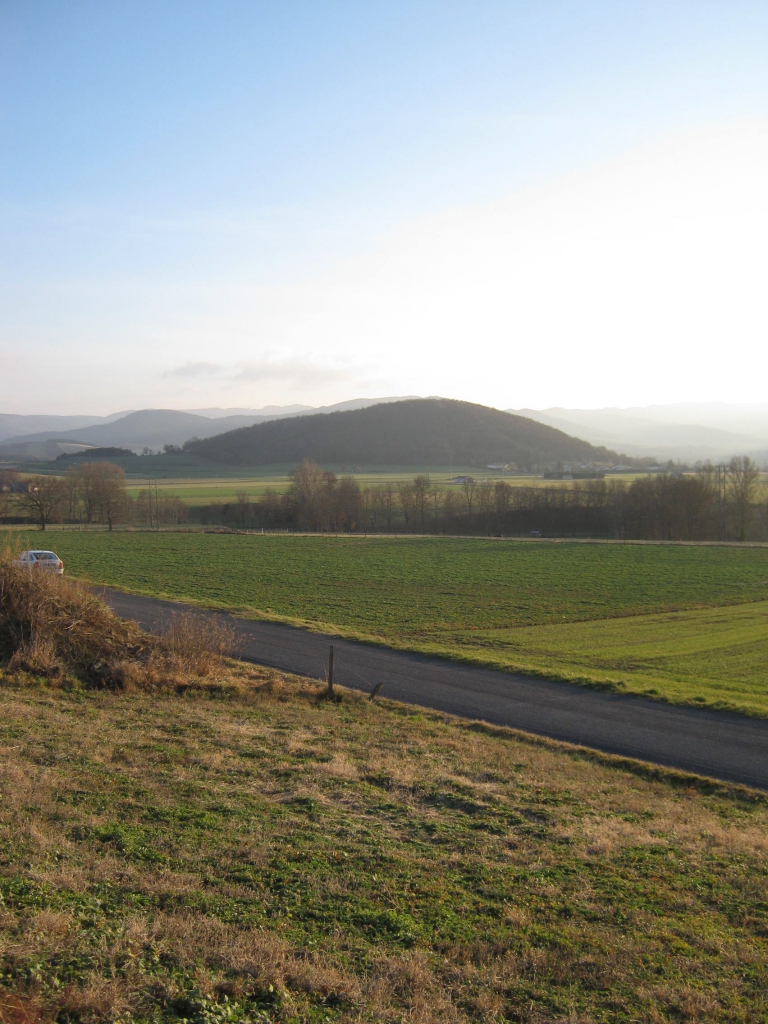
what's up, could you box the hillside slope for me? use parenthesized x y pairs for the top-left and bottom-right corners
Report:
(8, 398), (418, 452)
(10, 409), (269, 451)
(187, 398), (620, 467)
(0, 412), (127, 443)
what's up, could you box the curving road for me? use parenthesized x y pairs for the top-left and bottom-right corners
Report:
(100, 588), (768, 791)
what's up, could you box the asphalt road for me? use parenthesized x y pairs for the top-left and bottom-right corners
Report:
(100, 587), (768, 791)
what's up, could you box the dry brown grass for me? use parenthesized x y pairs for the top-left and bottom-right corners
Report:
(0, 990), (46, 1024)
(160, 611), (237, 676)
(0, 553), (232, 691)
(0, 665), (765, 1022)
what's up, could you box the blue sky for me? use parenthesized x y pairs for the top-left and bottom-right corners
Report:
(2, 2), (768, 413)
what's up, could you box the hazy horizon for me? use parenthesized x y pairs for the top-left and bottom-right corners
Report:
(5, 398), (768, 462)
(2, 3), (767, 414)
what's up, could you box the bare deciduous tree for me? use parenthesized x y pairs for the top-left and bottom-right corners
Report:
(727, 456), (760, 541)
(494, 481), (511, 517)
(679, 474), (715, 541)
(0, 469), (17, 521)
(75, 462), (128, 531)
(71, 462), (99, 524)
(430, 484), (444, 526)
(412, 475), (431, 531)
(397, 481), (415, 530)
(0, 469), (18, 492)
(461, 477), (477, 518)
(290, 460), (325, 530)
(17, 476), (66, 530)
(477, 480), (494, 534)
(336, 476), (362, 532)
(380, 482), (395, 532)
(235, 492), (251, 529)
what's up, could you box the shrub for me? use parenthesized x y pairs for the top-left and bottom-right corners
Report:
(160, 612), (236, 676)
(0, 554), (232, 688)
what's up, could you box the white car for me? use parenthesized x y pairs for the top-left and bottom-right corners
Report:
(14, 550), (65, 574)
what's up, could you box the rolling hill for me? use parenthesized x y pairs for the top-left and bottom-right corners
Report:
(186, 398), (623, 468)
(5, 398), (417, 453)
(8, 409), (267, 451)
(0, 412), (128, 443)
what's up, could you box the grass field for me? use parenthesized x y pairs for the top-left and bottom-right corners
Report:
(13, 532), (768, 717)
(119, 469), (535, 505)
(0, 667), (767, 1022)
(25, 458), (641, 503)
(119, 470), (630, 505)
(32, 455), (515, 495)
(121, 469), (475, 505)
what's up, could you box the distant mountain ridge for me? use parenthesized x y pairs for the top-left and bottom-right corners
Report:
(7, 399), (762, 464)
(9, 410), (263, 451)
(0, 412), (129, 443)
(187, 399), (623, 468)
(513, 405), (768, 461)
(3, 397), (417, 452)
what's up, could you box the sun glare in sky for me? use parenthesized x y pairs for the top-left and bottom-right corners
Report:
(2, 2), (767, 413)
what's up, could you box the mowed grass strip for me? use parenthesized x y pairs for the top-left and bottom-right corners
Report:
(0, 669), (767, 1022)
(18, 531), (768, 716)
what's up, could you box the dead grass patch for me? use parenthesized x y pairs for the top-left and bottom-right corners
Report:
(0, 659), (764, 1020)
(0, 990), (47, 1024)
(0, 554), (232, 690)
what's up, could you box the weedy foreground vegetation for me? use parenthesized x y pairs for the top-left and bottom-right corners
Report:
(25, 531), (768, 717)
(1, 558), (768, 1022)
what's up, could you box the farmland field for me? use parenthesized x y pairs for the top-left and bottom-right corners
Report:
(11, 531), (768, 716)
(120, 468), (476, 505)
(26, 459), (641, 502)
(123, 469), (551, 504)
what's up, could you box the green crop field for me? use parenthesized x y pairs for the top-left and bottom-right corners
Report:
(10, 531), (768, 717)
(121, 468), (478, 504)
(120, 469), (621, 505)
(26, 462), (620, 504)
(124, 476), (292, 504)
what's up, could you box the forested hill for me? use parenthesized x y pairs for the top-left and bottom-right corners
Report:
(186, 399), (623, 468)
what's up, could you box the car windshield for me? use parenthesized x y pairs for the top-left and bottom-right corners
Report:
(31, 552), (58, 559)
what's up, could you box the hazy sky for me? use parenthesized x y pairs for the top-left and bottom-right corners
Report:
(2, 2), (767, 414)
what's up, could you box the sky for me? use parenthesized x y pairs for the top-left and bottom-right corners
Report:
(1, 1), (768, 415)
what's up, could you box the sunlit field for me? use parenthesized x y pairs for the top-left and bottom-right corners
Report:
(12, 531), (768, 717)
(21, 455), (650, 506)
(114, 469), (575, 506)
(120, 468), (489, 505)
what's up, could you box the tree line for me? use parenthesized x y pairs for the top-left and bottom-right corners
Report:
(2, 457), (766, 541)
(195, 457), (767, 542)
(0, 465), (187, 530)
